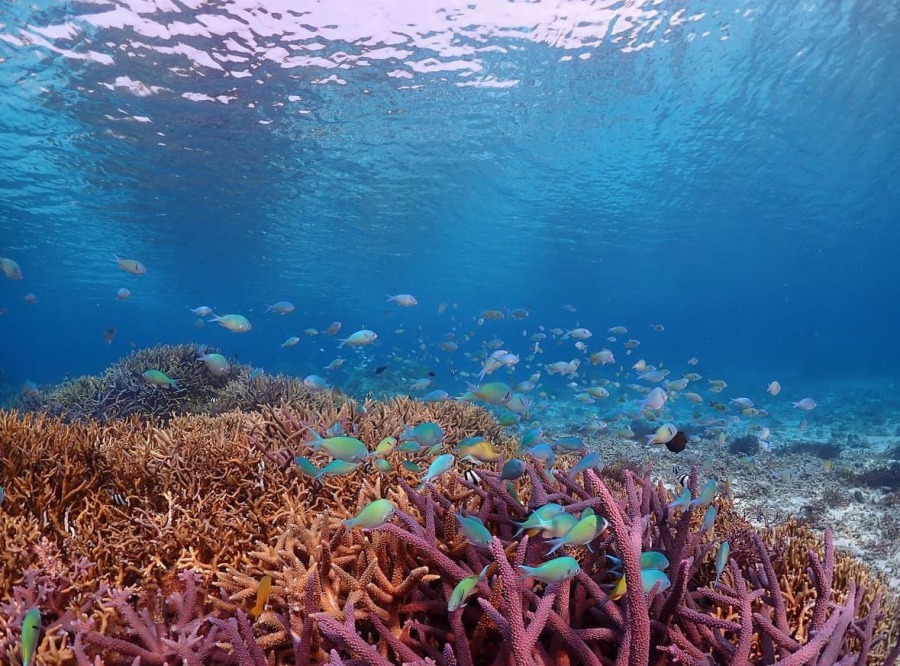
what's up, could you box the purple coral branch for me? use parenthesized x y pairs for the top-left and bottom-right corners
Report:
(585, 470), (650, 666)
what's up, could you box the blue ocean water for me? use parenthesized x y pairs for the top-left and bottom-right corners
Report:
(1, 0), (898, 416)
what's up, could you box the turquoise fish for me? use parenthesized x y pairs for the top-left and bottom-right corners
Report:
(448, 565), (490, 612)
(344, 499), (395, 529)
(519, 556), (581, 584)
(456, 513), (492, 547)
(418, 453), (454, 489)
(21, 607), (41, 666)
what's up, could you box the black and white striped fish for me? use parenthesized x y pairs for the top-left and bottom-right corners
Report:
(462, 469), (482, 484)
(110, 492), (130, 507)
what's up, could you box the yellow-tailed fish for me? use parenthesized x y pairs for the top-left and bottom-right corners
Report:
(458, 439), (500, 463)
(448, 565), (490, 612)
(607, 568), (671, 602)
(519, 556), (581, 583)
(343, 499), (395, 529)
(250, 575), (272, 619)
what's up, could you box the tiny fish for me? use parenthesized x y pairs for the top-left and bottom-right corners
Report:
(103, 326), (117, 345)
(690, 480), (718, 508)
(793, 397), (816, 410)
(386, 293), (418, 307)
(519, 556), (581, 583)
(209, 313), (252, 333)
(111, 255), (146, 275)
(375, 366), (387, 374)
(250, 575), (272, 619)
(20, 607), (41, 666)
(462, 468), (482, 484)
(418, 453), (454, 489)
(266, 300), (295, 314)
(343, 499), (395, 529)
(142, 369), (179, 388)
(280, 336), (300, 349)
(116, 287), (131, 301)
(499, 458), (526, 481)
(338, 329), (377, 348)
(456, 513), (492, 547)
(448, 565), (490, 612)
(714, 541), (730, 588)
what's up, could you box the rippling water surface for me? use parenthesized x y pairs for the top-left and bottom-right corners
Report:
(0, 0), (898, 385)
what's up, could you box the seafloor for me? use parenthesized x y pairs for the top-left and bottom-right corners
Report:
(1, 346), (898, 665)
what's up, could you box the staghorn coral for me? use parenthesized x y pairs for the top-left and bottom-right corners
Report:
(2, 389), (899, 666)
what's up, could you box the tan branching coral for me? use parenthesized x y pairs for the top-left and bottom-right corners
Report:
(2, 394), (899, 666)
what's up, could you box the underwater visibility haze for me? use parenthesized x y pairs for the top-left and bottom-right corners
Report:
(2, 0), (900, 665)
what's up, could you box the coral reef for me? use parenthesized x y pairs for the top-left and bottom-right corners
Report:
(789, 440), (843, 460)
(727, 435), (758, 456)
(13, 344), (352, 423)
(1, 392), (899, 665)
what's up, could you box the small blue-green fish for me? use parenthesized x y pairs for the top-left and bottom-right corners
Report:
(280, 336), (301, 349)
(316, 459), (360, 479)
(248, 367), (264, 381)
(401, 422), (444, 448)
(700, 505), (717, 533)
(208, 313), (252, 333)
(197, 348), (230, 376)
(524, 443), (555, 470)
(418, 453), (454, 489)
(499, 458), (526, 481)
(497, 412), (521, 427)
(0, 484), (5, 505)
(373, 437), (397, 457)
(142, 369), (179, 388)
(519, 556), (581, 583)
(338, 329), (378, 348)
(422, 389), (449, 403)
(20, 607), (41, 666)
(374, 458), (393, 472)
(190, 305), (213, 316)
(401, 460), (423, 473)
(448, 565), (490, 612)
(456, 513), (492, 547)
(465, 382), (512, 406)
(545, 514), (608, 554)
(326, 421), (345, 437)
(521, 427), (544, 449)
(689, 480), (718, 508)
(266, 300), (295, 314)
(294, 456), (320, 480)
(667, 487), (691, 511)
(305, 428), (369, 463)
(554, 436), (585, 452)
(544, 511), (579, 538)
(506, 481), (524, 506)
(607, 569), (670, 602)
(303, 374), (329, 391)
(344, 499), (395, 529)
(607, 551), (670, 573)
(426, 443), (443, 456)
(397, 441), (422, 454)
(570, 452), (601, 476)
(714, 541), (730, 588)
(514, 503), (565, 535)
